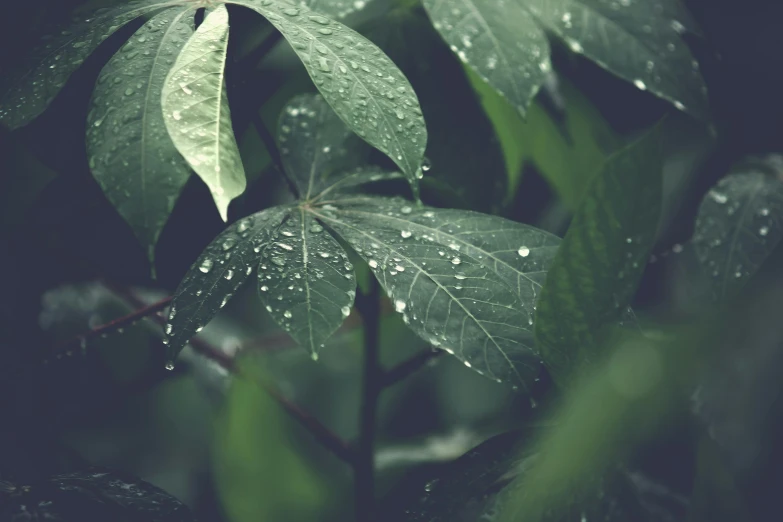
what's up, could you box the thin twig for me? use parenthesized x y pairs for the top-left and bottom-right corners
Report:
(107, 285), (354, 464)
(354, 277), (382, 522)
(51, 297), (172, 356)
(382, 349), (444, 388)
(251, 113), (300, 199)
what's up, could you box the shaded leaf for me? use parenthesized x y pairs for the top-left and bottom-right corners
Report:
(87, 8), (194, 263)
(164, 206), (290, 364)
(311, 197), (560, 388)
(692, 156), (783, 301)
(278, 93), (369, 199)
(161, 4), (245, 221)
(257, 209), (356, 357)
(535, 125), (664, 384)
(467, 68), (620, 207)
(368, 8), (507, 211)
(0, 0), (177, 129)
(0, 467), (194, 521)
(423, 0), (708, 119)
(232, 0), (428, 193)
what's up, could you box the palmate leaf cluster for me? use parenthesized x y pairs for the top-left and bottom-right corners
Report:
(0, 0), (707, 263)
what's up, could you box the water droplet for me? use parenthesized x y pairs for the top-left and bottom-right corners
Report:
(172, 110), (182, 120)
(760, 226), (769, 236)
(369, 260), (378, 268)
(341, 306), (350, 317)
(199, 258), (213, 273)
(517, 247), (530, 257)
(284, 310), (293, 319)
(401, 230), (412, 238)
(395, 300), (407, 312)
(165, 362), (175, 371)
(451, 257), (461, 265)
(401, 206), (412, 214)
(260, 285), (269, 292)
(633, 79), (647, 90)
(224, 269), (234, 280)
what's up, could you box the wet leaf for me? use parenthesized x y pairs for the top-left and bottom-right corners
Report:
(0, 467), (194, 521)
(232, 0), (428, 194)
(692, 156), (783, 301)
(0, 0), (178, 129)
(311, 197), (560, 388)
(257, 209), (356, 357)
(535, 125), (664, 384)
(368, 9), (507, 212)
(161, 4), (246, 221)
(423, 0), (708, 119)
(87, 8), (195, 263)
(278, 93), (369, 199)
(164, 206), (290, 364)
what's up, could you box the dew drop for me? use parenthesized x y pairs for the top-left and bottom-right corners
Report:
(395, 300), (407, 312)
(165, 362), (175, 371)
(518, 247), (530, 257)
(451, 257), (461, 265)
(401, 230), (412, 238)
(199, 258), (213, 273)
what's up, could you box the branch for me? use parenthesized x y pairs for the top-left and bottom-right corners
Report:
(107, 285), (355, 464)
(50, 296), (172, 358)
(382, 349), (444, 388)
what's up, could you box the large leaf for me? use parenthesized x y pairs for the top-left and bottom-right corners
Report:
(0, 0), (178, 129)
(257, 209), (356, 357)
(692, 156), (783, 301)
(0, 467), (195, 521)
(164, 206), (290, 364)
(278, 93), (369, 199)
(311, 197), (560, 388)
(535, 125), (664, 384)
(368, 8), (507, 212)
(232, 0), (428, 193)
(87, 8), (194, 262)
(423, 0), (708, 119)
(161, 4), (245, 221)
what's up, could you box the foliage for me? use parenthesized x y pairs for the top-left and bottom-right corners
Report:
(3, 1), (783, 522)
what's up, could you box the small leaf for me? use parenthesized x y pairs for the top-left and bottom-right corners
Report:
(0, 467), (195, 521)
(692, 156), (783, 301)
(0, 0), (176, 129)
(232, 0), (428, 193)
(278, 93), (369, 199)
(424, 0), (708, 119)
(257, 209), (356, 357)
(535, 125), (664, 384)
(87, 8), (195, 263)
(161, 4), (246, 221)
(311, 197), (560, 388)
(164, 206), (290, 364)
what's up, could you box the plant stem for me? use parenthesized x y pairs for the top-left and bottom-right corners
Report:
(381, 348), (444, 388)
(355, 277), (382, 522)
(251, 113), (300, 199)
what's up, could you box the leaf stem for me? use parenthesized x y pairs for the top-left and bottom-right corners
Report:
(354, 276), (382, 522)
(381, 348), (444, 388)
(251, 113), (300, 199)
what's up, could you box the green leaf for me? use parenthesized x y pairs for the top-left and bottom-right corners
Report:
(231, 0), (428, 194)
(367, 8), (507, 212)
(0, 0), (177, 129)
(311, 196), (560, 388)
(467, 68), (620, 208)
(257, 209), (356, 357)
(423, 0), (708, 119)
(278, 93), (369, 199)
(215, 362), (328, 522)
(534, 125), (664, 384)
(87, 8), (194, 263)
(164, 206), (290, 364)
(161, 4), (246, 221)
(692, 156), (783, 301)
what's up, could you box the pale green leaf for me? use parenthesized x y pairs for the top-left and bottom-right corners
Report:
(278, 93), (369, 199)
(257, 208), (356, 357)
(311, 197), (560, 388)
(232, 0), (428, 193)
(424, 0), (708, 119)
(535, 125), (664, 384)
(87, 8), (194, 262)
(0, 0), (180, 129)
(693, 156), (783, 301)
(161, 4), (246, 221)
(164, 206), (290, 364)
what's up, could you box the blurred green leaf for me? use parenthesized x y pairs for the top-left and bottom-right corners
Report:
(535, 125), (663, 384)
(467, 69), (619, 208)
(214, 363), (327, 522)
(693, 155), (783, 301)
